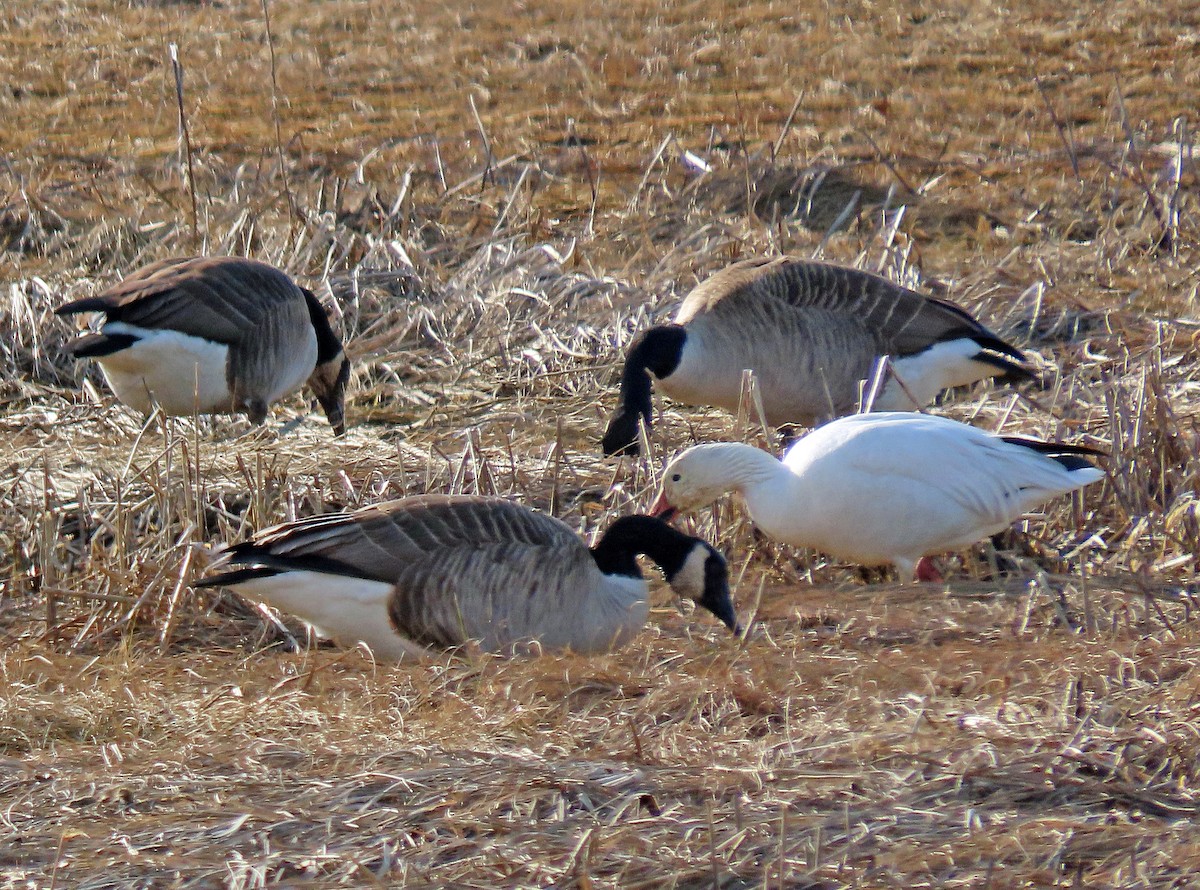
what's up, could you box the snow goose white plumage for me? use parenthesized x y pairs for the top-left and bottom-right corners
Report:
(650, 412), (1103, 581)
(196, 494), (739, 660)
(56, 256), (350, 434)
(602, 257), (1031, 455)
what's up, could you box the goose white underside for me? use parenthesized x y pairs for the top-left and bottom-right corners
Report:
(96, 324), (234, 416)
(661, 335), (1014, 426)
(226, 569), (428, 661)
(94, 322), (318, 418)
(881, 338), (1010, 410)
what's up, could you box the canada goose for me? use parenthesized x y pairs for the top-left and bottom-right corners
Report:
(196, 494), (739, 659)
(56, 256), (349, 434)
(602, 257), (1031, 455)
(650, 412), (1103, 582)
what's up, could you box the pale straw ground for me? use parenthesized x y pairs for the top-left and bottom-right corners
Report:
(1, 0), (1198, 886)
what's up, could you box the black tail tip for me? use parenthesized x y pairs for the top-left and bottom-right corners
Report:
(970, 332), (1028, 364)
(971, 350), (1037, 384)
(65, 332), (139, 359)
(54, 296), (107, 317)
(192, 565), (281, 588)
(1053, 454), (1099, 472)
(999, 435), (1105, 471)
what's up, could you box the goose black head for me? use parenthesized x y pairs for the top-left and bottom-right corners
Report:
(303, 287), (350, 436)
(664, 539), (740, 634)
(590, 515), (740, 635)
(310, 350), (350, 436)
(602, 325), (687, 457)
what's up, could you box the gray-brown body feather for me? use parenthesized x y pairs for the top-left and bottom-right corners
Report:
(676, 257), (987, 355)
(239, 495), (646, 655)
(61, 256), (317, 418)
(668, 257), (1019, 423)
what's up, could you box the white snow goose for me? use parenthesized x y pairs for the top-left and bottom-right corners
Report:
(602, 257), (1032, 455)
(56, 256), (350, 434)
(196, 494), (739, 660)
(650, 411), (1103, 582)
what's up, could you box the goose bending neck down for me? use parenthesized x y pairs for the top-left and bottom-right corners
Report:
(55, 256), (350, 434)
(196, 495), (739, 660)
(650, 412), (1104, 582)
(602, 257), (1032, 456)
(603, 325), (688, 455)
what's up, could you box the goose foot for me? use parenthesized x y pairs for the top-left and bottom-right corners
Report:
(915, 557), (944, 583)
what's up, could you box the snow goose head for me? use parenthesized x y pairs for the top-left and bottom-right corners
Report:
(650, 442), (779, 520)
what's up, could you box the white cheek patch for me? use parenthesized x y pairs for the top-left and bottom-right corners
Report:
(669, 544), (711, 601)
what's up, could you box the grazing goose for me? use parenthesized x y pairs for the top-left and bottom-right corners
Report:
(650, 412), (1103, 582)
(196, 494), (739, 659)
(602, 257), (1031, 455)
(56, 256), (350, 434)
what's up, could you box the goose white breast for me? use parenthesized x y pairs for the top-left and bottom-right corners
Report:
(651, 412), (1104, 581)
(195, 494), (739, 660)
(55, 256), (350, 434)
(602, 257), (1031, 456)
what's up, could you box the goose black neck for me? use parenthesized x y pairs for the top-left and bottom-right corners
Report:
(602, 325), (686, 456)
(633, 325), (686, 379)
(303, 288), (345, 363)
(589, 514), (696, 579)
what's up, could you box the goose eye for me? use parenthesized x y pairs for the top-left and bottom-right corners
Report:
(671, 473), (681, 482)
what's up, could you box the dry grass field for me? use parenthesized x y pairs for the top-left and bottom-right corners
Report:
(1, 0), (1199, 886)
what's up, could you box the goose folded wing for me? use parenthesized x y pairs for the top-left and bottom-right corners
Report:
(387, 542), (596, 651)
(63, 258), (306, 347)
(681, 258), (1020, 360)
(762, 261), (1014, 357)
(836, 425), (1081, 527)
(239, 495), (582, 585)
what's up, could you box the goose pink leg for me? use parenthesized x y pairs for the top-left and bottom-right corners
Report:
(915, 556), (944, 583)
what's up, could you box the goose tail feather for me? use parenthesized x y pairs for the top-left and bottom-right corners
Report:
(193, 566), (283, 588)
(969, 349), (1037, 383)
(64, 332), (139, 358)
(54, 296), (112, 316)
(1000, 436), (1106, 473)
(199, 545), (382, 585)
